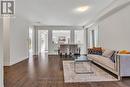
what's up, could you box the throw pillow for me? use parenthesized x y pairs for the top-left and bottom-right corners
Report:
(88, 47), (102, 55)
(102, 49), (115, 58)
(119, 50), (130, 54)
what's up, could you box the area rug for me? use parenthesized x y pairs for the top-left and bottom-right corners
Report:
(63, 61), (118, 83)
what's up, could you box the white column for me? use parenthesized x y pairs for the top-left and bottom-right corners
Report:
(34, 29), (38, 55)
(48, 30), (52, 54)
(84, 29), (88, 54)
(32, 26), (35, 55)
(70, 30), (75, 44)
(38, 30), (41, 54)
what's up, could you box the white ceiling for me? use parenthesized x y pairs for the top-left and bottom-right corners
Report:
(16, 0), (115, 26)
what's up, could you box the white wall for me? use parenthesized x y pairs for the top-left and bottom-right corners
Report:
(0, 18), (4, 87)
(3, 17), (10, 66)
(97, 0), (130, 22)
(1, 0), (32, 66)
(10, 15), (30, 65)
(98, 4), (130, 50)
(84, 0), (130, 26)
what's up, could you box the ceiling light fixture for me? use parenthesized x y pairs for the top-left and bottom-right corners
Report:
(76, 6), (89, 12)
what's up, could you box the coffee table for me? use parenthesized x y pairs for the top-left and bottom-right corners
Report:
(73, 55), (94, 74)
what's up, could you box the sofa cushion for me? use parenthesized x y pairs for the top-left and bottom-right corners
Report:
(102, 49), (115, 58)
(88, 54), (115, 70)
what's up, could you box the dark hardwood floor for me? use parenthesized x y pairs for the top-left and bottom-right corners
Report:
(4, 53), (130, 87)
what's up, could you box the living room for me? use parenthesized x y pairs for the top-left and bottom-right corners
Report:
(0, 0), (130, 87)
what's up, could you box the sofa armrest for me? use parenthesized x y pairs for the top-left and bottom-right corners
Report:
(116, 54), (130, 77)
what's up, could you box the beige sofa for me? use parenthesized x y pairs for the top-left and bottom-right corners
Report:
(88, 53), (130, 80)
(88, 54), (118, 75)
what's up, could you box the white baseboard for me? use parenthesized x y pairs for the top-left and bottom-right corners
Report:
(8, 57), (29, 66)
(4, 62), (10, 66)
(48, 52), (58, 55)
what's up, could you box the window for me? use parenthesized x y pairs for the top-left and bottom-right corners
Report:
(52, 30), (71, 44)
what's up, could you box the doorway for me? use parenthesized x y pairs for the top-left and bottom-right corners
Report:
(38, 30), (48, 54)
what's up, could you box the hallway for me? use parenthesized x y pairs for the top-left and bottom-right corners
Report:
(4, 54), (130, 87)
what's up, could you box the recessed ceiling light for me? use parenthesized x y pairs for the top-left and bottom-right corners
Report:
(76, 6), (89, 12)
